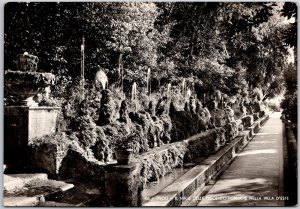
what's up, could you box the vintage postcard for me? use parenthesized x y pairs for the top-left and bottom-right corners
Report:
(3, 1), (297, 207)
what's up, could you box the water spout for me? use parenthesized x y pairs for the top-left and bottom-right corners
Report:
(132, 82), (137, 111)
(182, 78), (186, 96)
(95, 70), (108, 90)
(146, 68), (151, 94)
(131, 82), (137, 101)
(167, 83), (171, 93)
(187, 88), (191, 98)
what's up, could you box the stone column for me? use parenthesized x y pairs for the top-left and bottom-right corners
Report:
(105, 163), (142, 206)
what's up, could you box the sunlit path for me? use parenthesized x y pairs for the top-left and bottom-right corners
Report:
(198, 112), (285, 206)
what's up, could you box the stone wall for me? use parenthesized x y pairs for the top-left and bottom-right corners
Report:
(28, 107), (60, 142)
(4, 106), (60, 164)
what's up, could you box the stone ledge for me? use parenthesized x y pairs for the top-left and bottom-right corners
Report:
(4, 175), (74, 207)
(142, 114), (269, 206)
(4, 173), (48, 192)
(284, 121), (297, 174)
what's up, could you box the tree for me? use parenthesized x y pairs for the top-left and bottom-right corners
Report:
(281, 2), (297, 66)
(4, 2), (292, 104)
(218, 3), (290, 100)
(281, 2), (297, 48)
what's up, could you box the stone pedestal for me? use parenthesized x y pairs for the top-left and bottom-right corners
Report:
(105, 163), (142, 207)
(4, 106), (60, 164)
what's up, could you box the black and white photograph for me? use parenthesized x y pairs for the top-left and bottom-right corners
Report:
(3, 1), (297, 207)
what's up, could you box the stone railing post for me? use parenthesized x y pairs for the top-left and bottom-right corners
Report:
(105, 162), (142, 206)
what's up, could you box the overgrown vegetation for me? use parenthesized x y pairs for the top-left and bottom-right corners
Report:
(137, 142), (187, 186)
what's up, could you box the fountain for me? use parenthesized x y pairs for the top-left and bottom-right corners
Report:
(189, 96), (196, 114)
(95, 70), (108, 90)
(182, 79), (186, 97)
(148, 100), (155, 116)
(186, 88), (191, 98)
(4, 53), (60, 165)
(131, 82), (137, 111)
(167, 83), (171, 93)
(131, 82), (137, 101)
(5, 53), (55, 106)
(146, 68), (151, 94)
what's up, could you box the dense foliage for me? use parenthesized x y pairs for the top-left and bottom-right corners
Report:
(5, 2), (293, 101)
(279, 2), (297, 125)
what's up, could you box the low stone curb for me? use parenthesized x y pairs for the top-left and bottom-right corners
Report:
(142, 114), (269, 206)
(285, 122), (297, 168)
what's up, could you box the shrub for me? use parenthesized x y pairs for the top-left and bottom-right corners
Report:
(170, 111), (199, 142)
(281, 91), (297, 123)
(114, 132), (144, 154)
(102, 121), (131, 144)
(185, 129), (220, 160)
(75, 115), (98, 147)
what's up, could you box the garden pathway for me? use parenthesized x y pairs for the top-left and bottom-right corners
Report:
(197, 112), (286, 206)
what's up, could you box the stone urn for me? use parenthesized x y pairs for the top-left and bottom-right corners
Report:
(5, 53), (55, 106)
(115, 149), (133, 165)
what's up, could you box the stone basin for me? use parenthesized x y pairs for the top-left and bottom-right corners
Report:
(5, 70), (55, 106)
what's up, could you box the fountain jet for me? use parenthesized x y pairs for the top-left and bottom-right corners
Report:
(131, 82), (137, 111)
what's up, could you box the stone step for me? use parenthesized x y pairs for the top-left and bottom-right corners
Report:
(3, 177), (74, 206)
(142, 115), (269, 207)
